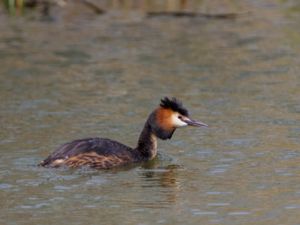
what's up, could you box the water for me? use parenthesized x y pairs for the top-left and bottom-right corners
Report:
(1, 1), (300, 224)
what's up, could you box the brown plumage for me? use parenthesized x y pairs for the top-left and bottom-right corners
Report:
(64, 153), (131, 169)
(39, 97), (207, 169)
(156, 108), (175, 131)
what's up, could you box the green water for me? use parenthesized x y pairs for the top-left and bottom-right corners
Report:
(0, 1), (300, 224)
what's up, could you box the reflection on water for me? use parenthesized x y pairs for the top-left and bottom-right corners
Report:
(2, 0), (246, 18)
(1, 0), (300, 225)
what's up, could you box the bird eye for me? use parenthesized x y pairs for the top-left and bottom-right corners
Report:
(178, 115), (183, 120)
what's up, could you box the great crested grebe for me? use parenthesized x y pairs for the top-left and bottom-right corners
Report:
(39, 97), (207, 169)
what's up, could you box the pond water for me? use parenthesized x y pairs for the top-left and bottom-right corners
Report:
(0, 1), (300, 224)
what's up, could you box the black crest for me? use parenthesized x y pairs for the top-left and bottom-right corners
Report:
(160, 97), (189, 116)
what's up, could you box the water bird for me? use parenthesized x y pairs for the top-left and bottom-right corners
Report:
(39, 97), (207, 169)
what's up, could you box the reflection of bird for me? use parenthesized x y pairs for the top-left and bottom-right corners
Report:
(39, 97), (207, 169)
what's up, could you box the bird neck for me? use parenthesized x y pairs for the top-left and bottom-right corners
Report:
(135, 121), (158, 160)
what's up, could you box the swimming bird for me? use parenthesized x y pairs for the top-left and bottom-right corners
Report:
(39, 97), (207, 169)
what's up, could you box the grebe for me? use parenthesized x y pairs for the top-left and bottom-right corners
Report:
(39, 97), (207, 169)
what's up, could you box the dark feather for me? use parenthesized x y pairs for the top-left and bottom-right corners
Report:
(160, 97), (189, 116)
(39, 138), (135, 167)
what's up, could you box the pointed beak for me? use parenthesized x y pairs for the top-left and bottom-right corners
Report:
(182, 117), (208, 127)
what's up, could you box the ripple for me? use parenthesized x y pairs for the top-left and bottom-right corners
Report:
(224, 138), (256, 147)
(195, 149), (214, 158)
(209, 168), (227, 174)
(131, 208), (145, 212)
(218, 158), (235, 162)
(206, 191), (233, 196)
(16, 179), (43, 187)
(53, 184), (81, 192)
(85, 176), (107, 186)
(228, 211), (251, 216)
(284, 204), (300, 210)
(18, 202), (50, 209)
(281, 151), (299, 160)
(209, 164), (231, 174)
(207, 202), (230, 207)
(191, 209), (217, 216)
(274, 168), (294, 177)
(0, 183), (13, 190)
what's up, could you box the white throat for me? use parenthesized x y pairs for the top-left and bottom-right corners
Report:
(171, 113), (188, 128)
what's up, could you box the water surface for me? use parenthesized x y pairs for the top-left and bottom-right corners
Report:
(0, 1), (300, 224)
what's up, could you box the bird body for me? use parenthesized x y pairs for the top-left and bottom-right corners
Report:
(39, 97), (207, 169)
